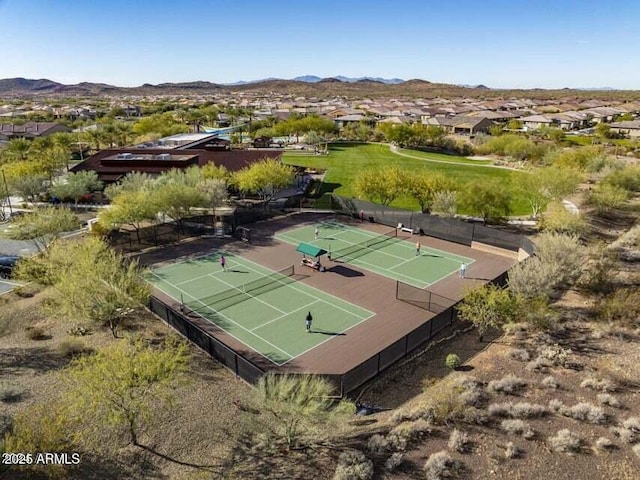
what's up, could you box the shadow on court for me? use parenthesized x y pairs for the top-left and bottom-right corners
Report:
(311, 329), (346, 336)
(326, 265), (364, 277)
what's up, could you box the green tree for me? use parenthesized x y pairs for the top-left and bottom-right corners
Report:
(65, 338), (188, 447)
(99, 190), (159, 242)
(456, 284), (520, 338)
(254, 374), (354, 449)
(44, 237), (150, 337)
(595, 122), (612, 140)
(153, 168), (208, 224)
(458, 180), (511, 223)
(104, 171), (155, 199)
(50, 171), (103, 205)
(5, 207), (79, 251)
(235, 158), (295, 205)
(7, 171), (47, 203)
(406, 172), (451, 212)
(354, 166), (408, 206)
(3, 138), (31, 162)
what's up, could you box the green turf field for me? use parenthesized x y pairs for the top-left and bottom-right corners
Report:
(145, 252), (374, 365)
(275, 220), (474, 288)
(282, 143), (529, 214)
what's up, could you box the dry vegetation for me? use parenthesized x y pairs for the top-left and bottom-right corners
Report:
(1, 170), (640, 480)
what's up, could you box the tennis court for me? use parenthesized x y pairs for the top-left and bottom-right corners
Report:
(145, 252), (374, 365)
(275, 220), (474, 288)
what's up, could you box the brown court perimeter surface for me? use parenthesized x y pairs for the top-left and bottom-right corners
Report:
(136, 213), (516, 377)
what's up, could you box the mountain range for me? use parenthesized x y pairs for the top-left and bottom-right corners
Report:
(0, 77), (635, 100)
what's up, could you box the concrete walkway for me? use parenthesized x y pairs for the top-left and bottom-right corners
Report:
(388, 144), (521, 171)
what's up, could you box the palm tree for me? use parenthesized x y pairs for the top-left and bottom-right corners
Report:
(83, 128), (106, 152)
(5, 138), (32, 161)
(52, 132), (75, 171)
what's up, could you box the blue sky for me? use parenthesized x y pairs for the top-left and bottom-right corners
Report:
(1, 0), (639, 89)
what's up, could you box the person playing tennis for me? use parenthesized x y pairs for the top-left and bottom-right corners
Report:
(220, 255), (226, 271)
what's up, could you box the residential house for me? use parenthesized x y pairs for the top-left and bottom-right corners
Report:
(423, 115), (494, 135)
(609, 120), (640, 138)
(0, 122), (71, 140)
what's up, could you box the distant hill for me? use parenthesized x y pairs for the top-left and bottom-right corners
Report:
(0, 77), (637, 100)
(292, 75), (405, 84)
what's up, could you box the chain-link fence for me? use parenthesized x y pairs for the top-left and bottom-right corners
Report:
(331, 194), (533, 253)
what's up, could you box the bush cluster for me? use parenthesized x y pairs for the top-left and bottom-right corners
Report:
(332, 450), (374, 480)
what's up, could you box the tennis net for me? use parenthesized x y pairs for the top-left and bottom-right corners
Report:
(331, 228), (397, 261)
(183, 265), (296, 313)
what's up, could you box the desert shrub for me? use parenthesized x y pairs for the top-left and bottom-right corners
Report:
(535, 232), (586, 285)
(609, 224), (640, 262)
(367, 434), (388, 454)
(538, 344), (571, 367)
(501, 419), (534, 439)
(508, 257), (557, 300)
(526, 356), (551, 372)
(580, 377), (616, 393)
(448, 429), (471, 453)
(431, 191), (457, 217)
(58, 339), (91, 358)
(564, 403), (607, 424)
(3, 403), (73, 459)
(0, 382), (22, 403)
(549, 429), (583, 453)
(597, 394), (621, 408)
(539, 201), (587, 235)
(541, 376), (559, 389)
(66, 324), (89, 336)
(389, 410), (411, 425)
(603, 165), (640, 192)
(387, 419), (432, 449)
(385, 452), (403, 472)
(549, 399), (565, 413)
(488, 402), (547, 419)
(611, 417), (640, 444)
(595, 437), (615, 451)
(445, 354), (461, 370)
(587, 183), (629, 214)
(597, 288), (640, 328)
(509, 348), (530, 362)
(453, 376), (486, 406)
(487, 375), (527, 395)
(504, 441), (520, 459)
(577, 249), (618, 295)
(423, 450), (462, 480)
(333, 450), (374, 480)
(25, 326), (47, 341)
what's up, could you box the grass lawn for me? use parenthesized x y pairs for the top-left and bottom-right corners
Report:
(284, 143), (530, 215)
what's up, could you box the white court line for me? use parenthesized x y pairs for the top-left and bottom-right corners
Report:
(147, 271), (295, 362)
(208, 266), (288, 315)
(251, 299), (321, 332)
(278, 299), (376, 367)
(279, 224), (476, 286)
(222, 251), (375, 319)
(150, 253), (374, 366)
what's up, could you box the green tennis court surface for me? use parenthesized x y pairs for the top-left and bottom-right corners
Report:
(275, 221), (474, 288)
(145, 252), (374, 365)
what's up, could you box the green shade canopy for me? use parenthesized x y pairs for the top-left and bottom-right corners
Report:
(296, 243), (327, 258)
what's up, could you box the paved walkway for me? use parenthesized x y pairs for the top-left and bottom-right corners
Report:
(388, 144), (521, 171)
